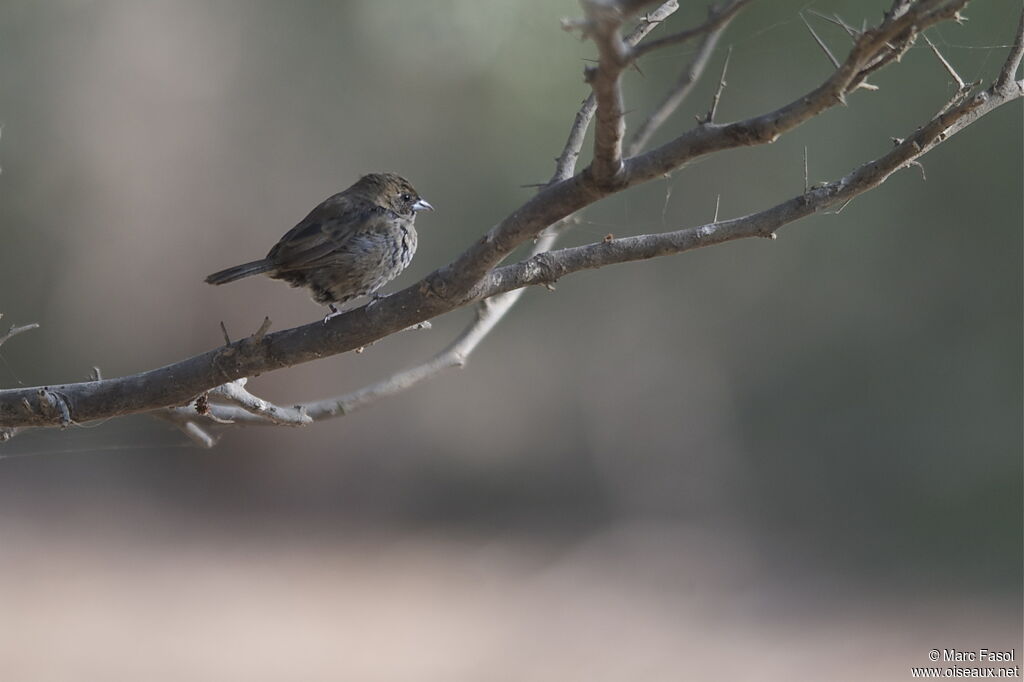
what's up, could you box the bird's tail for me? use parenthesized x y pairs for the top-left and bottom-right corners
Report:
(205, 259), (273, 285)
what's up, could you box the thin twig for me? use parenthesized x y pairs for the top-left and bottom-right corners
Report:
(209, 379), (312, 426)
(480, 78), (1018, 297)
(632, 0), (753, 60)
(0, 316), (40, 350)
(627, 7), (733, 156)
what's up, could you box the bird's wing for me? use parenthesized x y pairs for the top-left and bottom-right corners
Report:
(267, 195), (391, 270)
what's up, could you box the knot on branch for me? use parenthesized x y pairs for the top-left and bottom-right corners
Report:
(526, 251), (563, 286)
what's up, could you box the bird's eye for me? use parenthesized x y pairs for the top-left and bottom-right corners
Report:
(401, 193), (412, 202)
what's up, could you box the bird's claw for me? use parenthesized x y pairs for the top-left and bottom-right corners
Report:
(323, 304), (343, 325)
(366, 292), (389, 310)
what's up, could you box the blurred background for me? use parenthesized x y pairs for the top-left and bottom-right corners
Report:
(0, 0), (1020, 679)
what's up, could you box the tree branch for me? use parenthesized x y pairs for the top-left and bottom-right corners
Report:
(627, 4), (733, 156)
(582, 0), (632, 186)
(478, 74), (1022, 297)
(996, 9), (1024, 91)
(556, 1), (681, 182)
(434, 0), (970, 301)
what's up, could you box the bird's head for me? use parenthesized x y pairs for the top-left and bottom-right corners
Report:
(353, 172), (433, 217)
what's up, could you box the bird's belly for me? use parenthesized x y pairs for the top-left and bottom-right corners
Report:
(305, 227), (417, 304)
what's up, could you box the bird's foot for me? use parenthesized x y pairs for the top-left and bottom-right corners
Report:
(323, 303), (344, 325)
(366, 292), (389, 310)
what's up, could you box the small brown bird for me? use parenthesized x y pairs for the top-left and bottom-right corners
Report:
(205, 173), (432, 321)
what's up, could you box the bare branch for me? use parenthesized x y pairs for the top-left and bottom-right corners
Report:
(554, 1), (680, 182)
(433, 1), (968, 304)
(552, 96), (599, 184)
(209, 379), (312, 426)
(479, 75), (1020, 298)
(632, 0), (752, 60)
(627, 8), (732, 156)
(582, 0), (631, 186)
(996, 9), (1024, 91)
(628, 0), (969, 182)
(0, 315), (40, 350)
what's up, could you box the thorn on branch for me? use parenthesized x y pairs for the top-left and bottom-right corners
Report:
(806, 10), (860, 40)
(702, 45), (732, 124)
(923, 33), (966, 90)
(90, 366), (102, 382)
(801, 13), (840, 69)
(832, 198), (855, 214)
(219, 321), (231, 346)
(181, 421), (217, 448)
(153, 408), (218, 447)
(250, 316), (272, 343)
(803, 146), (810, 193)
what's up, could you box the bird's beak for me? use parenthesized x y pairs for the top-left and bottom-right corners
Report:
(412, 199), (434, 212)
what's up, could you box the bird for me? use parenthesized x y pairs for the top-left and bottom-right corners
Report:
(205, 173), (432, 322)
